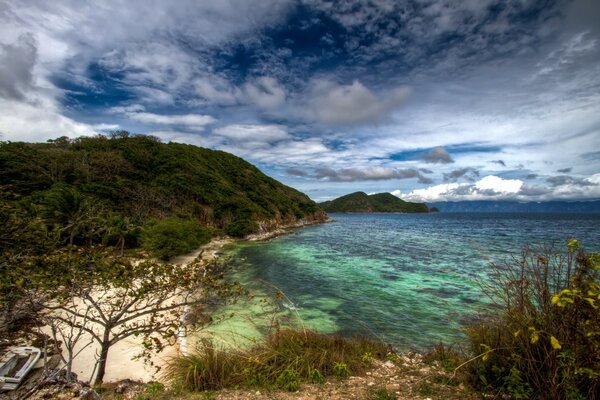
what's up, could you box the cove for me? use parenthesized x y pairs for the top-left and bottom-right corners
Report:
(209, 213), (600, 350)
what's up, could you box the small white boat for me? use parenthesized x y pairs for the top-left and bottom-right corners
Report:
(0, 347), (41, 391)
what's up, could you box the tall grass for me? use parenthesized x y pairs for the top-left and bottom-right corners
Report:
(466, 240), (600, 399)
(166, 328), (388, 392)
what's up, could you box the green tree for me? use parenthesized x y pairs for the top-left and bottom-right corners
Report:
(0, 194), (52, 334)
(104, 215), (138, 256)
(141, 217), (212, 260)
(41, 185), (99, 248)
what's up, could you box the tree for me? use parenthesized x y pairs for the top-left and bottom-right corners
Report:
(41, 185), (100, 248)
(105, 215), (138, 256)
(0, 194), (52, 334)
(27, 247), (242, 385)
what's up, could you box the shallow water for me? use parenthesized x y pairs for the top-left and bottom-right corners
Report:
(209, 213), (600, 350)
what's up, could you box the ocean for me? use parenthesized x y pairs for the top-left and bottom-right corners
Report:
(210, 213), (600, 350)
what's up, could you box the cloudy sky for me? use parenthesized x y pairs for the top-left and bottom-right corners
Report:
(1, 0), (599, 202)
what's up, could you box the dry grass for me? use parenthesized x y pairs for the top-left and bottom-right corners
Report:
(165, 328), (388, 392)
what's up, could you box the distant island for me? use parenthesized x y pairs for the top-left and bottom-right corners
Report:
(319, 191), (430, 213)
(428, 200), (600, 213)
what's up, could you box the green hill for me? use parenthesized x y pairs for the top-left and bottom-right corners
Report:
(0, 133), (326, 245)
(319, 192), (429, 213)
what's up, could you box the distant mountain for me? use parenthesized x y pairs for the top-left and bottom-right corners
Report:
(319, 192), (429, 213)
(427, 200), (600, 213)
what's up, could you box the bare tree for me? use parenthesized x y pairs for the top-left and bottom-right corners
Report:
(47, 299), (94, 382)
(31, 247), (241, 385)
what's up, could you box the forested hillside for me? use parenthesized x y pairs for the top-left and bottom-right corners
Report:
(0, 133), (325, 257)
(319, 192), (429, 213)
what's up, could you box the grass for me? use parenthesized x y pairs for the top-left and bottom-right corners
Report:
(165, 328), (389, 392)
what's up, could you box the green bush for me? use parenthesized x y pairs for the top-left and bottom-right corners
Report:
(224, 219), (257, 238)
(141, 218), (212, 260)
(166, 328), (388, 392)
(466, 240), (600, 399)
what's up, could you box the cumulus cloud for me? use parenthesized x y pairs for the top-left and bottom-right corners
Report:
(398, 175), (523, 202)
(398, 174), (600, 202)
(476, 175), (523, 193)
(303, 79), (410, 125)
(422, 146), (454, 164)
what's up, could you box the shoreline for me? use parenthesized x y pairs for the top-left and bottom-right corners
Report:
(245, 217), (334, 241)
(62, 217), (331, 384)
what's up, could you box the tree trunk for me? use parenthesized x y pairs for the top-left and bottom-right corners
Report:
(119, 237), (125, 257)
(94, 339), (110, 386)
(68, 231), (75, 254)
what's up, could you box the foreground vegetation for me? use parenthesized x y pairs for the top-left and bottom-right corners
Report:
(167, 329), (388, 392)
(465, 240), (600, 399)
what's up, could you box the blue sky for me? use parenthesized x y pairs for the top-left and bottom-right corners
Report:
(1, 0), (599, 202)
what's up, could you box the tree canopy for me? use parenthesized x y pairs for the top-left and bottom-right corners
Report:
(0, 134), (325, 251)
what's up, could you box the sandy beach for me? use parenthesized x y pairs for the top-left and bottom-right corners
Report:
(48, 237), (234, 384)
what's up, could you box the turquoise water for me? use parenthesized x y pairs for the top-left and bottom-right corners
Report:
(219, 213), (600, 350)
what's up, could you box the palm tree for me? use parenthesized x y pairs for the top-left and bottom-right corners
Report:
(105, 215), (137, 256)
(42, 185), (93, 249)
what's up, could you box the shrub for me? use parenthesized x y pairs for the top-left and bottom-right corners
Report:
(466, 240), (600, 399)
(224, 219), (257, 238)
(166, 328), (388, 392)
(141, 217), (212, 260)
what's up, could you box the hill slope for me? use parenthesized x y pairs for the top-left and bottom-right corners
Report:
(0, 134), (326, 238)
(319, 192), (429, 213)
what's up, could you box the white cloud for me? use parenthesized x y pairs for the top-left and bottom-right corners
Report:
(130, 113), (215, 128)
(214, 124), (290, 142)
(395, 174), (600, 202)
(0, 99), (97, 142)
(194, 76), (241, 106)
(399, 182), (462, 202)
(302, 79), (410, 125)
(475, 175), (522, 193)
(0, 33), (37, 100)
(243, 77), (286, 109)
(110, 105), (216, 131)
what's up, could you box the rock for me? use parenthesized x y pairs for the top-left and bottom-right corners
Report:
(78, 388), (102, 400)
(114, 379), (138, 394)
(383, 361), (395, 369)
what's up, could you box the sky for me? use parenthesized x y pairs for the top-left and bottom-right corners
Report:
(1, 0), (599, 203)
